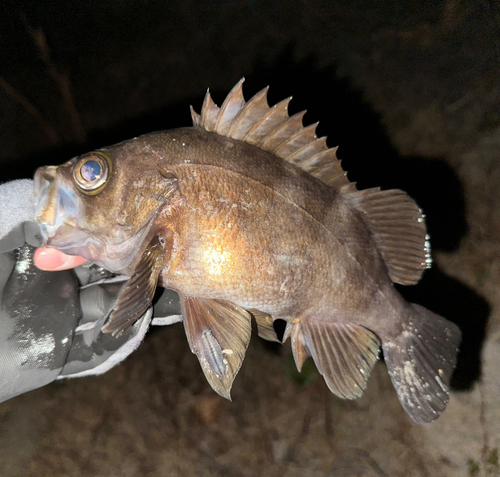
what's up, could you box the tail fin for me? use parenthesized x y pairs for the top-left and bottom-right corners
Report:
(382, 304), (461, 423)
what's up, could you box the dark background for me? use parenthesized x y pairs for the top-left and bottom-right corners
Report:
(0, 2), (499, 476)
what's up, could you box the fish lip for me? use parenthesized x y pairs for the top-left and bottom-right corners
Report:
(34, 166), (58, 234)
(34, 167), (81, 246)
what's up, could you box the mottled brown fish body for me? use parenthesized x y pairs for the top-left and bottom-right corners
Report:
(34, 80), (460, 423)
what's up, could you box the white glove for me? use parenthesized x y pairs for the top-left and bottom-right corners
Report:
(0, 180), (182, 402)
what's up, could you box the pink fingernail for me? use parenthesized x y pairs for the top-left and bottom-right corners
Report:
(34, 248), (64, 270)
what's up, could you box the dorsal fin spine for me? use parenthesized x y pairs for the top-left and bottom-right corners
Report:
(299, 146), (336, 168)
(200, 90), (219, 132)
(260, 111), (306, 151)
(190, 105), (201, 126)
(227, 86), (270, 139)
(287, 136), (328, 166)
(192, 79), (347, 189)
(215, 78), (246, 135)
(273, 122), (318, 156)
(243, 97), (292, 145)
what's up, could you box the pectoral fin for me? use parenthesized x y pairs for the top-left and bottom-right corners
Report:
(102, 236), (167, 336)
(181, 296), (252, 400)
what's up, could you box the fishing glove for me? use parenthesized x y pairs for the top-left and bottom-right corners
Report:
(0, 179), (181, 403)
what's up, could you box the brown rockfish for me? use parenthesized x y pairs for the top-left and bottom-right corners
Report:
(34, 79), (460, 423)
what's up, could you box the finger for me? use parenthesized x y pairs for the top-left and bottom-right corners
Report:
(34, 247), (89, 271)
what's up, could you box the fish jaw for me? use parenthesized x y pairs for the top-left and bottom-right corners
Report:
(34, 165), (83, 245)
(33, 165), (153, 273)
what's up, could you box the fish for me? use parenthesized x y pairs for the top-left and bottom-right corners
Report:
(34, 79), (461, 423)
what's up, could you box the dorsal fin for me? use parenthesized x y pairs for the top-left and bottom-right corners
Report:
(190, 78), (349, 189)
(192, 79), (431, 285)
(342, 185), (431, 285)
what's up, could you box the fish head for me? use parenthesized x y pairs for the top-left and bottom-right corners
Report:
(34, 138), (178, 272)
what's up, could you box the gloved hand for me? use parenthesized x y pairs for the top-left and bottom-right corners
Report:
(0, 179), (182, 403)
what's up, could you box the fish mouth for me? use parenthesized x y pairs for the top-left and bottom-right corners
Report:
(34, 165), (79, 243)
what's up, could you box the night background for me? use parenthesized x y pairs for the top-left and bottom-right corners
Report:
(0, 1), (499, 476)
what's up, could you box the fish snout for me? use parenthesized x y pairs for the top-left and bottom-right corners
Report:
(34, 165), (78, 240)
(34, 166), (59, 227)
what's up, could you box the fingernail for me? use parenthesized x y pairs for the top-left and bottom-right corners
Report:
(34, 248), (63, 270)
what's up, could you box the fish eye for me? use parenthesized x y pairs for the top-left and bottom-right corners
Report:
(73, 152), (112, 195)
(81, 160), (102, 182)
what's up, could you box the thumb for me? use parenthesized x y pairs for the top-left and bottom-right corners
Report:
(34, 247), (88, 271)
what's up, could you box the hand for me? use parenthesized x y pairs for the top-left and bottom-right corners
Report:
(0, 179), (181, 403)
(0, 180), (80, 402)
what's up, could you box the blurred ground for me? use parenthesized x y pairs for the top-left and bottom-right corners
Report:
(0, 1), (499, 476)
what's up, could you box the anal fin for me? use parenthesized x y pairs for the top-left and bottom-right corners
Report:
(102, 235), (167, 336)
(181, 296), (252, 400)
(290, 319), (381, 399)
